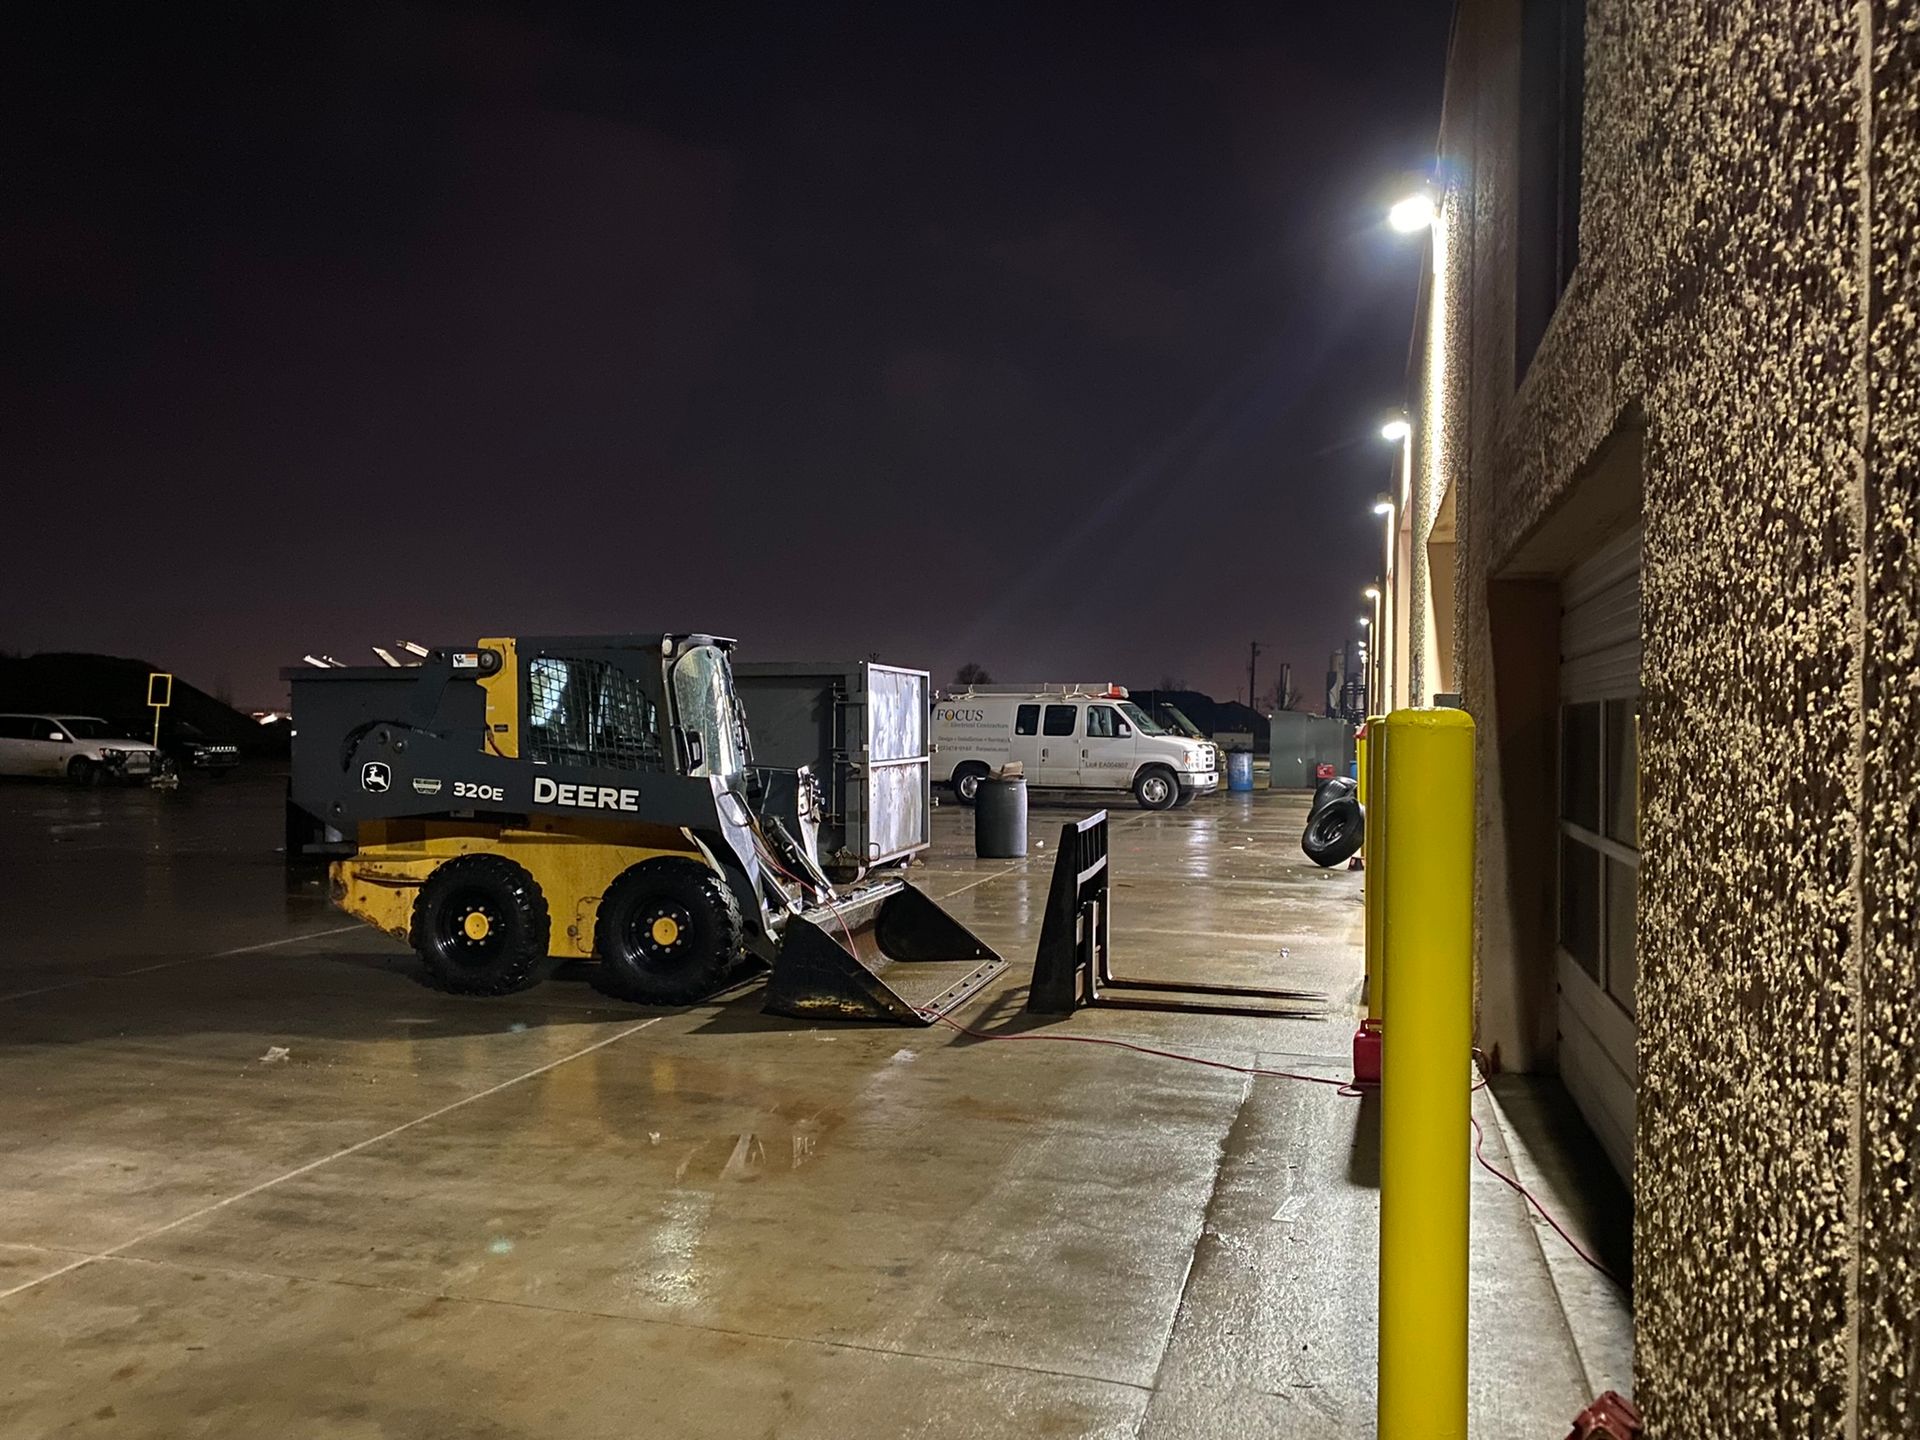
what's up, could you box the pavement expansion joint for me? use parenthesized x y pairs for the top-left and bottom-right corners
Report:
(1139, 1073), (1255, 1398)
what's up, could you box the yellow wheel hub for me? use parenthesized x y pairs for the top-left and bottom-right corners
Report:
(463, 911), (493, 941)
(650, 915), (682, 946)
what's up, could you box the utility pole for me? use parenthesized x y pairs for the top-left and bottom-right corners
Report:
(1248, 641), (1261, 714)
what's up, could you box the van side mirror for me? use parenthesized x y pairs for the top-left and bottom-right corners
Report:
(1117, 721), (1131, 737)
(48, 732), (68, 743)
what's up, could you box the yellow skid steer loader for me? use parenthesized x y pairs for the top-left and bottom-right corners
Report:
(283, 635), (1001, 1022)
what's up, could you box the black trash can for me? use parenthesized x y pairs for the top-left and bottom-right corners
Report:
(975, 775), (1028, 859)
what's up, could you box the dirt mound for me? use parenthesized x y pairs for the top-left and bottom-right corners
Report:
(0, 653), (284, 756)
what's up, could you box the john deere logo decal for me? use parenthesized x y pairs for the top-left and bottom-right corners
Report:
(361, 761), (391, 793)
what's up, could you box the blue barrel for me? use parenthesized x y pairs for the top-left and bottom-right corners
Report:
(1227, 751), (1255, 792)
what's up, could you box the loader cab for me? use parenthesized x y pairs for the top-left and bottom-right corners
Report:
(512, 636), (750, 787)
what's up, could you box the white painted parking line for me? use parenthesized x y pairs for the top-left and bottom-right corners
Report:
(0, 1014), (666, 1303)
(0, 923), (366, 1003)
(927, 810), (1150, 903)
(927, 859), (1030, 901)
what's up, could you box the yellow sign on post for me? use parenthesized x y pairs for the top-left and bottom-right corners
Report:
(1377, 706), (1475, 1440)
(147, 672), (173, 747)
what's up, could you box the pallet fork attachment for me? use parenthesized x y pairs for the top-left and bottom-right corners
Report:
(1025, 812), (1324, 1019)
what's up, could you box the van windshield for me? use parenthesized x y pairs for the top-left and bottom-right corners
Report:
(1159, 705), (1203, 738)
(1118, 702), (1167, 735)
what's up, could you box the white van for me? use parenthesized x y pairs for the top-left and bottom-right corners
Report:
(933, 687), (1219, 810)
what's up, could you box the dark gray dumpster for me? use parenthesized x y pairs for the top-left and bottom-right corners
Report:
(975, 775), (1028, 859)
(733, 660), (932, 877)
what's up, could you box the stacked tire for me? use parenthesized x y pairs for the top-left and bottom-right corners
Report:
(1301, 777), (1364, 868)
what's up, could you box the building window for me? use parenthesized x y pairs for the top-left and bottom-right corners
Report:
(1516, 0), (1586, 382)
(1557, 697), (1639, 1015)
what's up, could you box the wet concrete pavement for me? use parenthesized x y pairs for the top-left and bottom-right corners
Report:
(0, 773), (1609, 1437)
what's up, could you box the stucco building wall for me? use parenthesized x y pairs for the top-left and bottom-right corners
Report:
(1861, 5), (1918, 1429)
(1424, 0), (1915, 1430)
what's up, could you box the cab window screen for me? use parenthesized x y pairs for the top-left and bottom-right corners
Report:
(1043, 704), (1077, 736)
(1014, 704), (1040, 736)
(526, 656), (662, 771)
(1086, 706), (1119, 738)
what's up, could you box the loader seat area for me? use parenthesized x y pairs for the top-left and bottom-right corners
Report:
(335, 816), (707, 959)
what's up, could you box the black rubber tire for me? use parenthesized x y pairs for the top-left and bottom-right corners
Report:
(593, 860), (743, 1005)
(1172, 785), (1197, 809)
(66, 757), (97, 786)
(950, 763), (990, 807)
(1302, 797), (1366, 868)
(410, 854), (552, 995)
(1133, 765), (1179, 811)
(1311, 776), (1357, 815)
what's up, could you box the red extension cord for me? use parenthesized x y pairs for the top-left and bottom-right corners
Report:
(754, 835), (1623, 1289)
(916, 1008), (1625, 1289)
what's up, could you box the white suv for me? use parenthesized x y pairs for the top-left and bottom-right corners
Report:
(0, 714), (165, 784)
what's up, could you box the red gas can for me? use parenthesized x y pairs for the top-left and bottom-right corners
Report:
(1567, 1392), (1642, 1440)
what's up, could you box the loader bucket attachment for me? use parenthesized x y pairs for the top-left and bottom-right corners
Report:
(763, 879), (1005, 1024)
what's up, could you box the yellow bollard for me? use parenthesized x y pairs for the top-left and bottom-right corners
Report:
(1377, 706), (1475, 1440)
(1360, 716), (1387, 1023)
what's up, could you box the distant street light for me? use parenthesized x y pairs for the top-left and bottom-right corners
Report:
(1370, 501), (1396, 711)
(1388, 193), (1436, 233)
(1363, 587), (1384, 711)
(1380, 418), (1411, 442)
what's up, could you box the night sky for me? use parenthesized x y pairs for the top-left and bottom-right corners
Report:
(3, 3), (1448, 709)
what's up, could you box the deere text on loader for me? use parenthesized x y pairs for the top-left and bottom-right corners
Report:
(284, 635), (1002, 1023)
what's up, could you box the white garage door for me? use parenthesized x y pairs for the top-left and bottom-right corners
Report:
(1557, 525), (1641, 1181)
